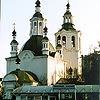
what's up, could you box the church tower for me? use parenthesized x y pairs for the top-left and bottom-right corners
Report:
(10, 26), (18, 57)
(29, 0), (44, 37)
(55, 1), (82, 76)
(42, 25), (49, 55)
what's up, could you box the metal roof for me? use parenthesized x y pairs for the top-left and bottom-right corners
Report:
(13, 84), (100, 94)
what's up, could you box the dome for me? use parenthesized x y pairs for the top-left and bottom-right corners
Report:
(33, 12), (43, 18)
(42, 36), (49, 41)
(20, 35), (56, 57)
(62, 23), (76, 31)
(10, 70), (39, 82)
(56, 44), (62, 49)
(3, 69), (40, 86)
(10, 40), (18, 45)
(21, 35), (43, 56)
(64, 11), (72, 16)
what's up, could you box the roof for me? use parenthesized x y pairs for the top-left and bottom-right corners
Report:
(56, 78), (84, 85)
(13, 85), (100, 94)
(21, 35), (43, 56)
(10, 70), (39, 82)
(3, 70), (40, 86)
(21, 35), (56, 57)
(42, 36), (49, 41)
(61, 23), (76, 31)
(10, 40), (18, 45)
(33, 12), (43, 19)
(64, 11), (72, 16)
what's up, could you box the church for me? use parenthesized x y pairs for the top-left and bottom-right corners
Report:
(3, 0), (99, 100)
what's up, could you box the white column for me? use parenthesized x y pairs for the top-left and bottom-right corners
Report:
(16, 95), (21, 100)
(34, 96), (35, 100)
(58, 90), (61, 100)
(26, 96), (28, 100)
(75, 85), (76, 100)
(48, 95), (50, 100)
(41, 96), (42, 100)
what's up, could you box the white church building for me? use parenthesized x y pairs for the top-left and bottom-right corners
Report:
(2, 0), (83, 100)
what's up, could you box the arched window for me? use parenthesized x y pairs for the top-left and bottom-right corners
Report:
(34, 22), (37, 33)
(39, 22), (42, 26)
(71, 36), (75, 47)
(39, 22), (42, 34)
(57, 35), (61, 44)
(62, 36), (66, 47)
(34, 22), (36, 26)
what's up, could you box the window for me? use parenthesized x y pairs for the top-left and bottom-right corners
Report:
(34, 22), (36, 26)
(46, 43), (48, 48)
(34, 22), (37, 33)
(39, 22), (42, 26)
(62, 36), (66, 47)
(71, 36), (75, 47)
(57, 35), (61, 44)
(39, 22), (42, 34)
(11, 46), (13, 51)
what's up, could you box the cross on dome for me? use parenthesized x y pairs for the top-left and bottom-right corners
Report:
(35, 0), (41, 7)
(12, 23), (16, 36)
(66, 0), (70, 10)
(13, 22), (16, 30)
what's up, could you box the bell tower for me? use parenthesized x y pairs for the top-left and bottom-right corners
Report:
(55, 1), (82, 76)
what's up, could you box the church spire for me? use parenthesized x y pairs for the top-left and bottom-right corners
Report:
(62, 1), (76, 31)
(35, 0), (40, 7)
(66, 0), (70, 11)
(10, 23), (19, 57)
(35, 0), (41, 12)
(42, 22), (49, 56)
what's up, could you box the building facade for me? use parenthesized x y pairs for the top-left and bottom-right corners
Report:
(3, 0), (99, 100)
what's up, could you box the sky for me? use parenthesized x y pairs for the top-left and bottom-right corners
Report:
(0, 0), (100, 77)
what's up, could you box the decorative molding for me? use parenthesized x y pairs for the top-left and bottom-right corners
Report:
(19, 50), (35, 61)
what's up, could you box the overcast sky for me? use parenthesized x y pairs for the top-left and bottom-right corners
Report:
(1, 0), (100, 77)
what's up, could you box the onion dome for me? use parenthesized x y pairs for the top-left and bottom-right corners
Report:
(43, 26), (48, 33)
(12, 29), (16, 36)
(31, 0), (43, 19)
(43, 26), (48, 41)
(43, 36), (49, 41)
(10, 29), (18, 45)
(56, 44), (62, 50)
(10, 28), (19, 57)
(32, 12), (43, 18)
(10, 40), (18, 45)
